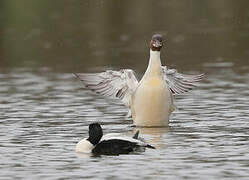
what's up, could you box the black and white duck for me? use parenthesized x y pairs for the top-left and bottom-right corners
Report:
(76, 123), (155, 155)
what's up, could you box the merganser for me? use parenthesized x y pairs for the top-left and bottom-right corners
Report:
(75, 123), (155, 155)
(74, 34), (204, 127)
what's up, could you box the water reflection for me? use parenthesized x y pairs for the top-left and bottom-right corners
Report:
(76, 152), (92, 159)
(133, 127), (170, 148)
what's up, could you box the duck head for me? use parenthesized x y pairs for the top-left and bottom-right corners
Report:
(87, 123), (103, 145)
(150, 34), (163, 51)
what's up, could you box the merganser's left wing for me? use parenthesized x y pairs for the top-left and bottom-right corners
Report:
(162, 66), (204, 95)
(74, 69), (138, 107)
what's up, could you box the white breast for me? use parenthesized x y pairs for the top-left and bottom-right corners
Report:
(132, 76), (172, 127)
(131, 50), (173, 127)
(75, 138), (94, 153)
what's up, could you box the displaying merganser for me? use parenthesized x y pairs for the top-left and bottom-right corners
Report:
(75, 123), (155, 155)
(74, 34), (204, 127)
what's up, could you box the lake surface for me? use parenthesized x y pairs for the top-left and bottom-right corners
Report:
(0, 65), (249, 180)
(1, 0), (249, 179)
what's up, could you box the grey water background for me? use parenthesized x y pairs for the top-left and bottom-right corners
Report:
(1, 0), (249, 179)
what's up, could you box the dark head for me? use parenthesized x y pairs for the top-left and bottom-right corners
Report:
(87, 123), (103, 145)
(150, 34), (163, 51)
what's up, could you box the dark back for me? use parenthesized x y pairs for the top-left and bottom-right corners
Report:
(92, 139), (142, 155)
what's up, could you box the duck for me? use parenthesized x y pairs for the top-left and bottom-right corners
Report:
(75, 123), (155, 155)
(74, 34), (204, 127)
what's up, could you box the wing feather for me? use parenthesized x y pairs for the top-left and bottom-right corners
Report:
(162, 66), (204, 95)
(74, 69), (138, 107)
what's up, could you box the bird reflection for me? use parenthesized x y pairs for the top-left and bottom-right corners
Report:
(76, 152), (92, 158)
(132, 127), (170, 148)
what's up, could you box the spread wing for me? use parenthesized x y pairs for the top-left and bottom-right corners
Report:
(162, 66), (204, 95)
(74, 69), (138, 107)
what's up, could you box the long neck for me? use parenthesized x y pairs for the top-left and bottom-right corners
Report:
(144, 49), (162, 77)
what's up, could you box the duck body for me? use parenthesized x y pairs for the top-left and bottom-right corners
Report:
(92, 138), (151, 155)
(76, 123), (155, 155)
(132, 50), (173, 127)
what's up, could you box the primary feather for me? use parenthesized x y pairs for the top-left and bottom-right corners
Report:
(74, 69), (138, 107)
(162, 66), (204, 95)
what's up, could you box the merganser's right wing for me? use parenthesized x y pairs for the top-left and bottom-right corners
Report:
(74, 69), (138, 107)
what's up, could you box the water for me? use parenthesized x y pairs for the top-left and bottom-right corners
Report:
(1, 0), (249, 179)
(0, 65), (248, 179)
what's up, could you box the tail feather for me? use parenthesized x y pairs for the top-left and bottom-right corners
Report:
(146, 144), (156, 149)
(133, 130), (139, 139)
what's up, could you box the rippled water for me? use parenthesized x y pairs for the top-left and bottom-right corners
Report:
(0, 65), (249, 179)
(1, 0), (249, 179)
